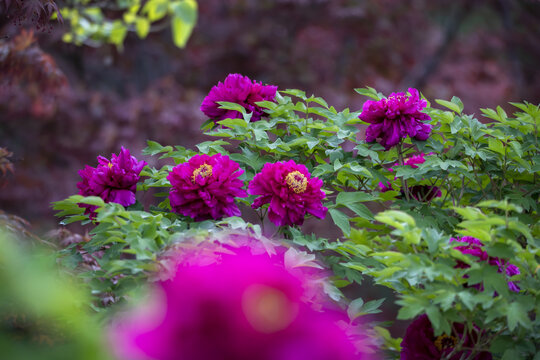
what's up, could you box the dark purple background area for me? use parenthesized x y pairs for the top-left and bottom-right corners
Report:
(1, 0), (539, 229)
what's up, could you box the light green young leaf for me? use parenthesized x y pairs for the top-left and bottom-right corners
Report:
(435, 99), (461, 114)
(170, 0), (197, 48)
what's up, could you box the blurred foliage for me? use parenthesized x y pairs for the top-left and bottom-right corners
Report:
(0, 0), (62, 30)
(0, 29), (67, 92)
(0, 230), (113, 360)
(58, 0), (198, 49)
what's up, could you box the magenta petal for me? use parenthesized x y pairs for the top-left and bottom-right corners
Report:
(76, 147), (146, 217)
(359, 88), (431, 150)
(110, 189), (137, 207)
(168, 153), (247, 221)
(200, 74), (277, 122)
(248, 160), (328, 227)
(109, 241), (370, 360)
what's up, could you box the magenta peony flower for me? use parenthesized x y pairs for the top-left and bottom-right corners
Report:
(378, 181), (393, 192)
(388, 152), (433, 172)
(403, 152), (430, 168)
(77, 147), (147, 214)
(450, 236), (520, 292)
(110, 237), (377, 360)
(401, 314), (492, 360)
(248, 160), (328, 227)
(167, 153), (247, 221)
(200, 73), (278, 122)
(359, 88), (432, 150)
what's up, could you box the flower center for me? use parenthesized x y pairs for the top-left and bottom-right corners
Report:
(108, 162), (113, 168)
(386, 94), (406, 102)
(191, 163), (213, 183)
(434, 334), (458, 352)
(285, 171), (307, 194)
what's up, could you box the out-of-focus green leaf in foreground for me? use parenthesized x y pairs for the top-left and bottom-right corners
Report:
(0, 229), (113, 360)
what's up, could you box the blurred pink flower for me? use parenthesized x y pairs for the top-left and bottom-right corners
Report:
(110, 236), (377, 360)
(360, 88), (431, 150)
(77, 147), (146, 215)
(167, 153), (247, 221)
(248, 160), (327, 226)
(200, 73), (277, 122)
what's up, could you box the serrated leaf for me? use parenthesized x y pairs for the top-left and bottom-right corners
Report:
(506, 302), (532, 331)
(347, 297), (364, 321)
(329, 208), (350, 237)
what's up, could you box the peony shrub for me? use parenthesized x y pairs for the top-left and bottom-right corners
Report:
(52, 78), (539, 359)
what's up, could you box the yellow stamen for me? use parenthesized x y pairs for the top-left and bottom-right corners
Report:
(285, 171), (307, 194)
(191, 163), (213, 183)
(108, 162), (113, 168)
(434, 334), (458, 352)
(387, 95), (405, 102)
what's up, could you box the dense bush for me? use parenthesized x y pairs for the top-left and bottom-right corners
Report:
(46, 78), (540, 359)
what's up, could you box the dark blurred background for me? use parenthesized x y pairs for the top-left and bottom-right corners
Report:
(1, 0), (540, 230)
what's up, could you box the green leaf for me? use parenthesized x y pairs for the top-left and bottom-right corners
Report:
(217, 101), (246, 114)
(347, 297), (364, 321)
(217, 118), (248, 128)
(109, 20), (128, 47)
(488, 138), (505, 156)
(345, 203), (374, 221)
(336, 191), (377, 205)
(354, 86), (382, 100)
(135, 17), (150, 38)
(425, 306), (441, 330)
(506, 302), (532, 331)
(170, 0), (198, 48)
(397, 302), (425, 320)
(435, 98), (462, 114)
(143, 140), (173, 156)
(280, 89), (307, 100)
(348, 298), (385, 320)
(375, 210), (416, 230)
(502, 349), (521, 360)
(307, 96), (329, 109)
(477, 200), (523, 213)
(79, 196), (106, 207)
(143, 0), (169, 21)
(329, 208), (350, 237)
(361, 298), (385, 314)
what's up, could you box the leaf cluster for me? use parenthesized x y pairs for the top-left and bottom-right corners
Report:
(52, 86), (540, 359)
